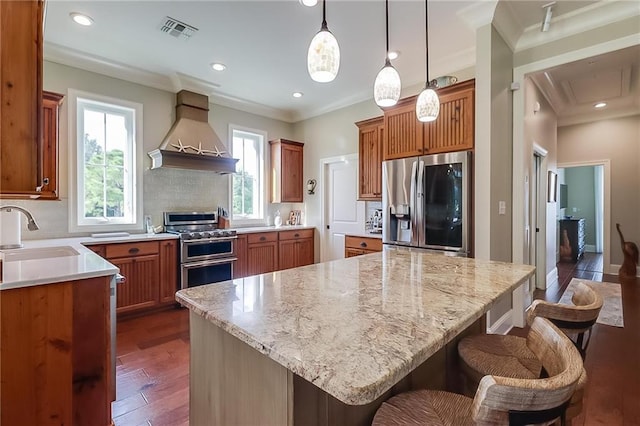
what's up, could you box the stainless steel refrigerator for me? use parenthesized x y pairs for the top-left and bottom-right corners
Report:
(382, 151), (471, 256)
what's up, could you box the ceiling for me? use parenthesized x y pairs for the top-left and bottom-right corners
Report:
(43, 1), (635, 123)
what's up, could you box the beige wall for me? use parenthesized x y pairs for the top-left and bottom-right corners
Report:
(19, 61), (295, 240)
(523, 78), (558, 279)
(558, 115), (640, 265)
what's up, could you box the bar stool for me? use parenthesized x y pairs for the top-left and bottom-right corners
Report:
(457, 281), (602, 416)
(372, 317), (583, 425)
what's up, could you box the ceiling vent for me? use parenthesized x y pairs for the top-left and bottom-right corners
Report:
(160, 17), (198, 40)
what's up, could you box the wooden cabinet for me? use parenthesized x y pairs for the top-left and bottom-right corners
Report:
(356, 117), (384, 200)
(0, 0), (44, 198)
(278, 229), (314, 270)
(344, 235), (383, 258)
(270, 139), (304, 203)
(382, 79), (475, 160)
(39, 91), (65, 199)
(247, 232), (279, 275)
(1, 276), (113, 425)
(234, 234), (248, 279)
(559, 218), (586, 263)
(159, 239), (178, 304)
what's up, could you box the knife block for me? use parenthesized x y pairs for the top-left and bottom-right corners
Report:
(218, 216), (230, 229)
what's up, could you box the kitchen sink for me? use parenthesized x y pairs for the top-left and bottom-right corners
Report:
(2, 246), (80, 262)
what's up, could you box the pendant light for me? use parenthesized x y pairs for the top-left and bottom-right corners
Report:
(373, 0), (401, 107)
(415, 0), (439, 122)
(307, 0), (340, 83)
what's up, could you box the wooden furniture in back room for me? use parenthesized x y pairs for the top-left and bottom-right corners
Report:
(270, 139), (304, 203)
(356, 116), (384, 200)
(559, 218), (585, 263)
(383, 79), (475, 161)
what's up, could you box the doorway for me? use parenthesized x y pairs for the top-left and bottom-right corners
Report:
(530, 144), (548, 293)
(320, 154), (365, 262)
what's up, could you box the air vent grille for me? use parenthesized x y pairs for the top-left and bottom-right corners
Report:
(160, 16), (198, 40)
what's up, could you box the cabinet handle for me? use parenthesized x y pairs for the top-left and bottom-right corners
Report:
(360, 242), (368, 248)
(294, 233), (300, 238)
(260, 236), (266, 241)
(35, 177), (50, 192)
(128, 247), (140, 254)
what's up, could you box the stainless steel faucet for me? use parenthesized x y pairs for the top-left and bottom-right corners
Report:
(0, 205), (40, 231)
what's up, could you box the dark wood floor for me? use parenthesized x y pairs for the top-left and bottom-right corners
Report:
(113, 253), (639, 425)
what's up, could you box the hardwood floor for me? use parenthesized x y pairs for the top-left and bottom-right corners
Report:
(113, 255), (639, 425)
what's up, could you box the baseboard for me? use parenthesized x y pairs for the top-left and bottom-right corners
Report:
(609, 264), (640, 277)
(585, 244), (596, 252)
(487, 309), (513, 335)
(546, 267), (558, 289)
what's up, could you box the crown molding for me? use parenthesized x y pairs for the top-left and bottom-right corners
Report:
(516, 1), (640, 52)
(44, 41), (296, 123)
(529, 72), (566, 116)
(457, 0), (499, 30)
(491, 1), (523, 51)
(558, 109), (640, 128)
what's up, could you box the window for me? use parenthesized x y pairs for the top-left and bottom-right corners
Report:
(230, 126), (266, 224)
(70, 90), (143, 231)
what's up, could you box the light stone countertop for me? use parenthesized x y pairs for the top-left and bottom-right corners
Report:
(1, 233), (178, 290)
(176, 248), (535, 405)
(232, 225), (315, 234)
(345, 232), (383, 239)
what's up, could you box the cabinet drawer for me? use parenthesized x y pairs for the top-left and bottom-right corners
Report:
(247, 232), (278, 244)
(106, 241), (159, 259)
(279, 229), (313, 241)
(345, 236), (382, 251)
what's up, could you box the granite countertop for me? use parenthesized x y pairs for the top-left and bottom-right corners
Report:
(176, 248), (535, 405)
(232, 225), (315, 234)
(346, 232), (383, 239)
(0, 233), (178, 290)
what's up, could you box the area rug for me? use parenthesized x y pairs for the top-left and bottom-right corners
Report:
(558, 278), (624, 328)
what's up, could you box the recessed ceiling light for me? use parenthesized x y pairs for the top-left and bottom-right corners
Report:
(299, 0), (318, 6)
(292, 92), (303, 98)
(211, 63), (226, 71)
(388, 51), (400, 60)
(594, 102), (607, 108)
(70, 12), (94, 26)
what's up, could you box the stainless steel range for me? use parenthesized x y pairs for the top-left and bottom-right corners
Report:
(164, 211), (237, 289)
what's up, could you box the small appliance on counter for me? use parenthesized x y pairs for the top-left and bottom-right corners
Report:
(367, 209), (383, 234)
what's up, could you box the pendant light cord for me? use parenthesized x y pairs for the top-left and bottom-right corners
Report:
(321, 0), (328, 30)
(424, 0), (430, 86)
(385, 0), (390, 59)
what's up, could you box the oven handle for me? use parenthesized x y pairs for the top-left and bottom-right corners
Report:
(183, 236), (238, 245)
(182, 258), (238, 269)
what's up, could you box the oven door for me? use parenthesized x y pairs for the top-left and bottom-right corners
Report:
(181, 258), (236, 289)
(181, 237), (236, 263)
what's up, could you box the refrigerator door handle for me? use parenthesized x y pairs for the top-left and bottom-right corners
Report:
(410, 160), (418, 245)
(417, 159), (425, 246)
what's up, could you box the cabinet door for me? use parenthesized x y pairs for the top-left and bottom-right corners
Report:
(159, 240), (178, 304)
(112, 254), (160, 314)
(234, 234), (248, 279)
(383, 100), (423, 160)
(39, 91), (64, 199)
(247, 242), (278, 275)
(424, 84), (474, 154)
(345, 248), (365, 258)
(281, 143), (304, 202)
(278, 240), (297, 271)
(0, 0), (43, 197)
(296, 238), (314, 267)
(357, 118), (384, 200)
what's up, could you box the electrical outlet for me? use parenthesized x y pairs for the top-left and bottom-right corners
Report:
(499, 201), (506, 215)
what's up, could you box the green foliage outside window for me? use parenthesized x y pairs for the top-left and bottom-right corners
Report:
(233, 171), (254, 216)
(83, 133), (125, 218)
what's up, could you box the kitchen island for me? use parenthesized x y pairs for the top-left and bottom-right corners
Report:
(176, 247), (535, 425)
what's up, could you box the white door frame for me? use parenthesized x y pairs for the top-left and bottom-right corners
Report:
(319, 153), (359, 263)
(532, 143), (548, 291)
(511, 34), (637, 328)
(558, 160), (611, 274)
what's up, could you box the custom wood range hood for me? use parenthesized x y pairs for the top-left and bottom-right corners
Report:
(148, 90), (238, 174)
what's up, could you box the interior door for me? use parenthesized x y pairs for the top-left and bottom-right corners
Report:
(325, 160), (365, 261)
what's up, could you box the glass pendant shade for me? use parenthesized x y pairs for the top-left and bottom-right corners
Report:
(374, 62), (401, 107)
(307, 28), (340, 83)
(416, 87), (440, 122)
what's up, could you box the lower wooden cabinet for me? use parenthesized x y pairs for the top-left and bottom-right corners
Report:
(345, 235), (383, 258)
(233, 234), (248, 279)
(1, 276), (113, 425)
(247, 232), (279, 275)
(87, 239), (179, 317)
(278, 229), (314, 270)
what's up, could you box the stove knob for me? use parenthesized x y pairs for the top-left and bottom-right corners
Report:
(188, 232), (198, 240)
(202, 231), (211, 238)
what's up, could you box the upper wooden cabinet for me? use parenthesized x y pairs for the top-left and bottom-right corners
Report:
(39, 91), (65, 199)
(0, 0), (44, 198)
(382, 79), (475, 160)
(356, 117), (384, 200)
(270, 139), (304, 203)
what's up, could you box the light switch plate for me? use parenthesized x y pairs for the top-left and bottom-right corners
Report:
(498, 201), (506, 215)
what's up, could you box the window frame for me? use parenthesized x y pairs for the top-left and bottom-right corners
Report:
(228, 124), (268, 227)
(68, 89), (143, 233)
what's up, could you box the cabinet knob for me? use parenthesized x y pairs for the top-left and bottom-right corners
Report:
(128, 247), (140, 254)
(260, 236), (266, 241)
(294, 233), (300, 238)
(360, 242), (368, 248)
